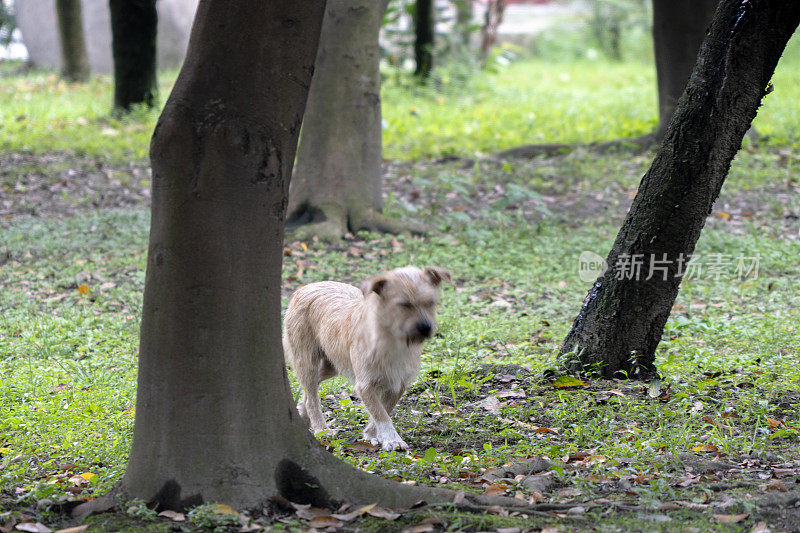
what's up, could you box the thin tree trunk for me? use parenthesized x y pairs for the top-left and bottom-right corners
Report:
(288, 0), (416, 241)
(110, 0), (158, 111)
(414, 0), (434, 78)
(559, 0), (800, 379)
(121, 0), (447, 510)
(652, 0), (718, 140)
(480, 0), (505, 61)
(55, 0), (90, 82)
(454, 0), (473, 47)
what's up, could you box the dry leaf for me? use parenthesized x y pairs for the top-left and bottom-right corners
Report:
(750, 521), (770, 533)
(366, 507), (402, 520)
(306, 515), (343, 529)
(713, 513), (749, 524)
(53, 526), (89, 533)
(482, 483), (507, 497)
(480, 396), (501, 414)
(157, 510), (185, 522)
(766, 418), (786, 428)
(346, 441), (379, 452)
(401, 525), (434, 533)
(534, 426), (559, 434)
(332, 502), (377, 522)
(77, 284), (91, 295)
(15, 523), (52, 533)
(690, 444), (719, 453)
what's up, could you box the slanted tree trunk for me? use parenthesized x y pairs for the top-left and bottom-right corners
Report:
(121, 0), (450, 511)
(288, 0), (415, 241)
(414, 0), (434, 78)
(55, 0), (90, 82)
(652, 0), (718, 140)
(559, 0), (800, 379)
(109, 0), (158, 112)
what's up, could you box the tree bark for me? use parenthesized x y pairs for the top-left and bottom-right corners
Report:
(110, 0), (158, 112)
(652, 0), (718, 140)
(55, 0), (90, 82)
(480, 0), (506, 61)
(414, 0), (434, 79)
(288, 0), (416, 241)
(559, 0), (800, 379)
(122, 0), (444, 510)
(454, 0), (473, 47)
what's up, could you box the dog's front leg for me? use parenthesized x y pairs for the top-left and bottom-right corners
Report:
(356, 382), (408, 451)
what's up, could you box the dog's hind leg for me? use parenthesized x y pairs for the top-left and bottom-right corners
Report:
(298, 355), (337, 434)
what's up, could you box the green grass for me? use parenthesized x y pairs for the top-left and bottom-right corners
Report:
(2, 31), (800, 162)
(2, 39), (800, 531)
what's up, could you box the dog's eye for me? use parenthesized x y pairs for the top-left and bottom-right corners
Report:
(399, 301), (413, 309)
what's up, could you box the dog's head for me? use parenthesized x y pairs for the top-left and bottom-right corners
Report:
(362, 266), (451, 344)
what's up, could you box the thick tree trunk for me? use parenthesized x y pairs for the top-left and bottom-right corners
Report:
(288, 0), (414, 241)
(559, 0), (800, 379)
(55, 0), (90, 82)
(652, 0), (718, 140)
(414, 0), (434, 79)
(110, 0), (158, 111)
(122, 0), (444, 510)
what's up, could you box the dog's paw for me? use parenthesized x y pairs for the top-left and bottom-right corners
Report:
(370, 425), (409, 450)
(369, 436), (408, 451)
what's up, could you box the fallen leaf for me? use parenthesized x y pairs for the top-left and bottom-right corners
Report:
(534, 426), (559, 434)
(77, 284), (91, 295)
(332, 502), (377, 522)
(15, 523), (52, 533)
(750, 521), (770, 533)
(68, 475), (89, 487)
(53, 526), (89, 533)
(482, 484), (507, 497)
(713, 513), (749, 524)
(306, 515), (343, 529)
(366, 507), (402, 520)
(401, 524), (433, 533)
(209, 504), (238, 515)
(551, 376), (586, 388)
(767, 418), (786, 428)
(346, 441), (379, 452)
(480, 396), (501, 414)
(79, 473), (95, 482)
(690, 444), (719, 453)
(157, 510), (185, 522)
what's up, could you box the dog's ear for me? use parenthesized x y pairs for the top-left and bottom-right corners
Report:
(424, 267), (451, 287)
(361, 276), (388, 297)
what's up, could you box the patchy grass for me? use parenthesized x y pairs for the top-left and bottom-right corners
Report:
(2, 40), (800, 531)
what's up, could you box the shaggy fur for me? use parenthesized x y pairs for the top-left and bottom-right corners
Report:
(284, 266), (450, 450)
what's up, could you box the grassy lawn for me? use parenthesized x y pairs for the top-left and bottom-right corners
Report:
(2, 38), (800, 531)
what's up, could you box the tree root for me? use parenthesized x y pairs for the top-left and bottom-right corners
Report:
(286, 204), (425, 242)
(491, 133), (657, 160)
